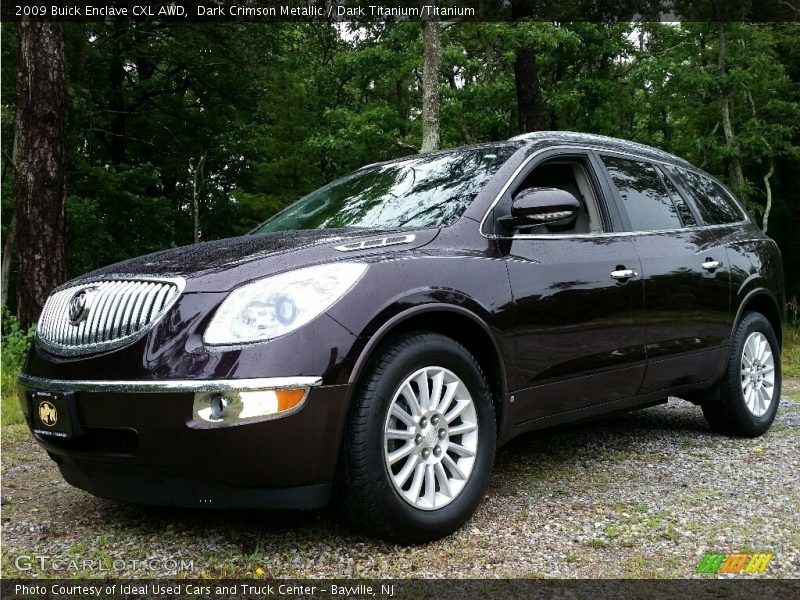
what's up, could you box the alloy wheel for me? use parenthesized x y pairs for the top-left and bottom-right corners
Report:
(383, 366), (479, 510)
(740, 331), (776, 417)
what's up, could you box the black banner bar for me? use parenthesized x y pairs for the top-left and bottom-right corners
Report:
(2, 0), (800, 23)
(3, 579), (800, 600)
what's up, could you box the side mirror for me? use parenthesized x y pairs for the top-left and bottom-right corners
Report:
(500, 187), (581, 229)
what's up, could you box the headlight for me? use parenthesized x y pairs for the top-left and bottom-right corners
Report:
(203, 262), (367, 345)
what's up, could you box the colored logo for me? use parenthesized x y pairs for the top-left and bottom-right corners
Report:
(38, 401), (58, 427)
(697, 552), (773, 574)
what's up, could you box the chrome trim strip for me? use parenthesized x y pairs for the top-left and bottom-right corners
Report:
(479, 144), (750, 240)
(50, 273), (186, 295)
(17, 373), (323, 393)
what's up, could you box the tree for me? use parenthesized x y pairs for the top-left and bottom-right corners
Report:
(717, 21), (745, 197)
(421, 19), (442, 152)
(191, 152), (206, 244)
(13, 20), (67, 328)
(2, 20), (797, 306)
(512, 2), (543, 134)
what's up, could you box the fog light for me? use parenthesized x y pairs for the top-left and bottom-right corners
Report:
(209, 394), (230, 420)
(191, 387), (309, 428)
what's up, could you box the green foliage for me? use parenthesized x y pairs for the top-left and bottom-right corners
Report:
(1, 21), (798, 305)
(1, 309), (35, 426)
(783, 298), (800, 378)
(1, 309), (35, 374)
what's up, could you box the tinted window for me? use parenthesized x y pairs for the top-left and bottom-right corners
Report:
(674, 168), (744, 225)
(660, 168), (696, 226)
(253, 145), (517, 233)
(602, 156), (683, 231)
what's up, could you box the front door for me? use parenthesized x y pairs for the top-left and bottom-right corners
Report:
(490, 149), (647, 424)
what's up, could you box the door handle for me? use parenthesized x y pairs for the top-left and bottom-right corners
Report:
(610, 268), (638, 281)
(702, 259), (722, 272)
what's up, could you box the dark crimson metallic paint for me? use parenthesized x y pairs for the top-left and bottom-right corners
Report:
(18, 133), (785, 510)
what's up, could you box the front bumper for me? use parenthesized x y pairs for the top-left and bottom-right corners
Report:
(17, 374), (352, 509)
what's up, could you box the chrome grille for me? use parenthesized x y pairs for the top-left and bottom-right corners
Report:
(36, 276), (184, 356)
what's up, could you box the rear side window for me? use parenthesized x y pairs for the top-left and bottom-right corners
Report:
(674, 168), (744, 225)
(601, 156), (684, 231)
(659, 169), (696, 227)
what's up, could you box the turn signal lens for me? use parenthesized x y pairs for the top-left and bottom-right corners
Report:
(191, 388), (309, 428)
(276, 389), (305, 412)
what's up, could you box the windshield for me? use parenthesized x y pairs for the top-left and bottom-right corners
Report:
(252, 145), (518, 233)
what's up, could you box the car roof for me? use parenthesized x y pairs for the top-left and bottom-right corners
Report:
(355, 140), (524, 172)
(509, 130), (693, 168)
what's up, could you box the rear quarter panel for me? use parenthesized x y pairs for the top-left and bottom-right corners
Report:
(714, 223), (786, 334)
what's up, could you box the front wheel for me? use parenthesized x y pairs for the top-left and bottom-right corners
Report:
(336, 332), (496, 543)
(702, 312), (781, 437)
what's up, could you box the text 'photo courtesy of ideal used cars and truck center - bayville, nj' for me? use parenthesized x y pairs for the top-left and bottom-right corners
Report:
(2, 1), (800, 596)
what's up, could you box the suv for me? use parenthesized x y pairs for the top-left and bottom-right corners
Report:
(19, 131), (784, 543)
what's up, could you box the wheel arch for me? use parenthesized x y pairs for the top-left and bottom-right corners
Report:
(348, 304), (509, 437)
(734, 289), (784, 348)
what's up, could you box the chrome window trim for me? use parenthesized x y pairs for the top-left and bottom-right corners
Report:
(17, 373), (323, 393)
(478, 143), (751, 241)
(36, 275), (186, 357)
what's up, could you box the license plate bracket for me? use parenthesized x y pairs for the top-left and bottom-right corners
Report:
(29, 390), (79, 439)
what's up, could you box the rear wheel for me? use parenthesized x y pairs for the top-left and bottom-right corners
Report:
(702, 312), (781, 437)
(336, 332), (496, 543)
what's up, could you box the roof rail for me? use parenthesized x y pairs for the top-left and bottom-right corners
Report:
(509, 130), (691, 167)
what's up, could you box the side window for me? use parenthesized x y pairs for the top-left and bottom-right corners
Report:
(601, 156), (683, 231)
(659, 169), (696, 227)
(674, 168), (744, 225)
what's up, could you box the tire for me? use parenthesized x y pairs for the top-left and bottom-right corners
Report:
(335, 331), (496, 544)
(701, 312), (781, 437)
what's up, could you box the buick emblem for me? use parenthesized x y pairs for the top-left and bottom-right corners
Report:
(68, 287), (96, 325)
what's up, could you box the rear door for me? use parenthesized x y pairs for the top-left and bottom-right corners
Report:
(598, 153), (731, 394)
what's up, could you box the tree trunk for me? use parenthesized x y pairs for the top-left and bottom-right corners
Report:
(1, 212), (17, 310)
(717, 22), (745, 196)
(420, 20), (441, 153)
(14, 20), (68, 328)
(191, 153), (206, 244)
(512, 0), (543, 135)
(108, 26), (127, 164)
(762, 162), (774, 234)
(2, 124), (17, 311)
(514, 44), (543, 134)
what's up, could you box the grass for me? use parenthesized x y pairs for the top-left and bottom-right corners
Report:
(781, 322), (800, 378)
(1, 368), (23, 427)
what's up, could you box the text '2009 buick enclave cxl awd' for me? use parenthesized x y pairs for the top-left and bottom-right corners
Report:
(19, 131), (784, 543)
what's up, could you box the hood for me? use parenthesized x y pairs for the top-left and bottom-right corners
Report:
(70, 228), (439, 292)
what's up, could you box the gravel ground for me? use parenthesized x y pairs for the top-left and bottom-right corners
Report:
(2, 380), (798, 579)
